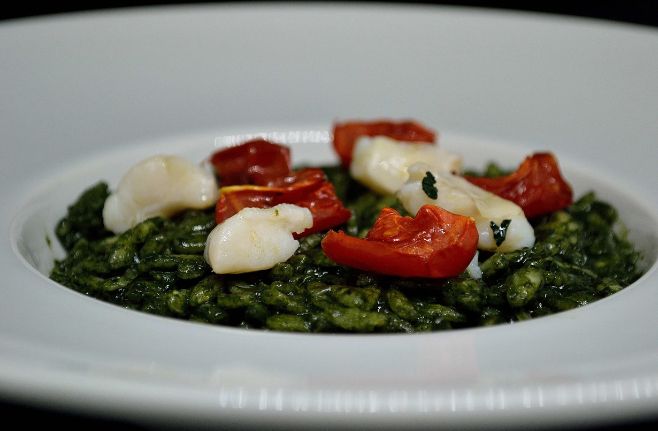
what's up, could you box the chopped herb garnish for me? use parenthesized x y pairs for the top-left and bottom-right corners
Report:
(490, 219), (512, 246)
(421, 171), (438, 199)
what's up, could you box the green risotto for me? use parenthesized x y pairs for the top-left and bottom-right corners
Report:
(50, 166), (642, 333)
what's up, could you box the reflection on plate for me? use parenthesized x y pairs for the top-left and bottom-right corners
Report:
(1, 4), (657, 428)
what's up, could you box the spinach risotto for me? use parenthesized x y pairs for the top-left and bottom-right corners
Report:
(49, 121), (643, 333)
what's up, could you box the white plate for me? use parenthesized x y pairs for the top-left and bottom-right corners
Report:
(1, 4), (657, 428)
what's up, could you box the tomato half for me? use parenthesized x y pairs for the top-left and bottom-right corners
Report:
(288, 181), (352, 237)
(215, 168), (351, 238)
(465, 153), (573, 218)
(332, 120), (436, 166)
(268, 168), (326, 200)
(214, 185), (282, 223)
(209, 139), (292, 186)
(321, 205), (478, 278)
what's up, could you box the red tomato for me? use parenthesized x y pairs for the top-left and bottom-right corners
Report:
(215, 169), (351, 238)
(321, 205), (478, 278)
(465, 153), (573, 218)
(268, 168), (326, 200)
(288, 181), (352, 237)
(209, 139), (292, 186)
(214, 185), (281, 223)
(332, 120), (436, 166)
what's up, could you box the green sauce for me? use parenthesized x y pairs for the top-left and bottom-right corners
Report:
(50, 167), (643, 333)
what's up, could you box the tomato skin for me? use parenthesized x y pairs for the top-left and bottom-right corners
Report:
(332, 120), (436, 166)
(215, 168), (351, 238)
(464, 153), (573, 218)
(214, 186), (282, 223)
(321, 205), (478, 278)
(289, 181), (352, 237)
(268, 168), (326, 200)
(209, 139), (292, 186)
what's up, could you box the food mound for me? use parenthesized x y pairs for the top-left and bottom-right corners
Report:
(50, 120), (642, 333)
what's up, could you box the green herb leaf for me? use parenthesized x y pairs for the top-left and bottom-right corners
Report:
(490, 219), (512, 246)
(421, 171), (438, 199)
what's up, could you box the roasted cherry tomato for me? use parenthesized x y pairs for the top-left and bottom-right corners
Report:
(288, 181), (352, 236)
(268, 168), (326, 200)
(215, 168), (351, 238)
(214, 185), (282, 223)
(209, 139), (292, 186)
(332, 120), (436, 166)
(465, 153), (573, 218)
(321, 205), (478, 278)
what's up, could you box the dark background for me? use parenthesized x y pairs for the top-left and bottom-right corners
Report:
(1, 1), (657, 429)
(2, 0), (658, 27)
